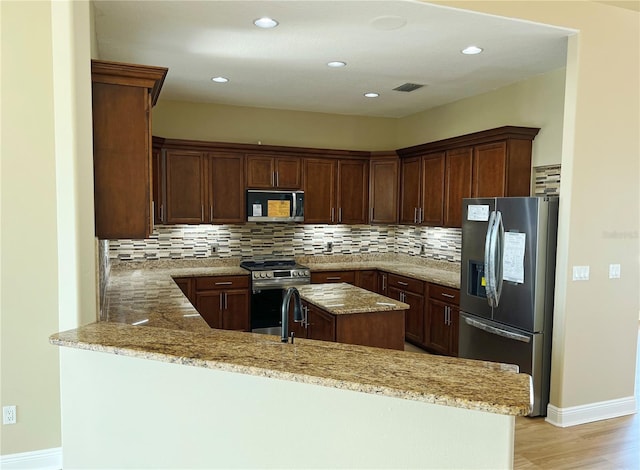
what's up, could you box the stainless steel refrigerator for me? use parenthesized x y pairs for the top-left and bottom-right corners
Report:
(459, 196), (559, 416)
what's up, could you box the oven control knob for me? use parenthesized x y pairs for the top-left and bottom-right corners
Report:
(267, 272), (273, 278)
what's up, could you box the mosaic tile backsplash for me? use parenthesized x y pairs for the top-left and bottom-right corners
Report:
(109, 224), (463, 263)
(534, 165), (561, 196)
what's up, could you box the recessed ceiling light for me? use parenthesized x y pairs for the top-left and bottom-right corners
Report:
(253, 17), (279, 29)
(211, 76), (229, 83)
(327, 61), (347, 68)
(364, 92), (380, 98)
(461, 45), (483, 55)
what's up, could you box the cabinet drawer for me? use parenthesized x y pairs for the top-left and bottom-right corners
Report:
(429, 284), (460, 304)
(195, 275), (249, 291)
(311, 271), (356, 284)
(387, 274), (424, 295)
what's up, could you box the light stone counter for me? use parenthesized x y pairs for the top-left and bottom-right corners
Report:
(298, 254), (461, 289)
(63, 255), (532, 418)
(51, 322), (531, 416)
(297, 283), (409, 315)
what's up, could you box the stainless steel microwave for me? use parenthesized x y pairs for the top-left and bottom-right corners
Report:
(246, 190), (304, 222)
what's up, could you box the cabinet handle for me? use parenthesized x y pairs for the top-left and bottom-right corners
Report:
(219, 293), (223, 310)
(339, 207), (342, 223)
(271, 171), (275, 187)
(302, 305), (309, 328)
(224, 292), (228, 310)
(151, 201), (155, 232)
(414, 207), (418, 224)
(201, 204), (204, 221)
(382, 274), (387, 291)
(331, 208), (335, 222)
(275, 171), (279, 187)
(210, 205), (213, 221)
(441, 293), (455, 299)
(160, 204), (164, 223)
(215, 281), (233, 286)
(326, 276), (341, 281)
(397, 281), (409, 286)
(418, 207), (423, 224)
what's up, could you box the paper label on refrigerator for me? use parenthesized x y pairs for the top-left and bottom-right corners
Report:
(503, 232), (526, 283)
(252, 204), (262, 217)
(467, 205), (490, 221)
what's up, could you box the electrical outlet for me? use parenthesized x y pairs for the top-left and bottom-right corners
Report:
(609, 264), (621, 279)
(3, 406), (16, 425)
(572, 266), (590, 281)
(210, 243), (218, 254)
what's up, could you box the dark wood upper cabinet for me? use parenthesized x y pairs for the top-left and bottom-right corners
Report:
(444, 147), (473, 228)
(337, 159), (368, 224)
(246, 154), (301, 189)
(369, 155), (399, 224)
(398, 126), (539, 228)
(208, 153), (244, 223)
(303, 158), (336, 223)
(399, 156), (422, 225)
(91, 60), (167, 239)
(421, 152), (445, 226)
(165, 150), (206, 224)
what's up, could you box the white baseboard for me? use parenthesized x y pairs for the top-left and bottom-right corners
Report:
(546, 396), (637, 427)
(0, 447), (62, 470)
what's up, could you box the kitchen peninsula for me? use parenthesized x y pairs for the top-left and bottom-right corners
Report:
(50, 255), (533, 469)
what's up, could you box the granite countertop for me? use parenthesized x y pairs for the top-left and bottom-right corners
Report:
(50, 322), (531, 416)
(298, 255), (461, 289)
(298, 283), (409, 315)
(79, 255), (532, 416)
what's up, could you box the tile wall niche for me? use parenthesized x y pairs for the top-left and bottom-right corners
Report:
(108, 224), (462, 264)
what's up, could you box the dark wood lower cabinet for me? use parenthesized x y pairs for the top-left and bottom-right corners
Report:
(195, 289), (249, 331)
(354, 270), (378, 292)
(289, 300), (404, 350)
(388, 287), (424, 345)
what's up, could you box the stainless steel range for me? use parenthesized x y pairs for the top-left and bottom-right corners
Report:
(240, 259), (310, 335)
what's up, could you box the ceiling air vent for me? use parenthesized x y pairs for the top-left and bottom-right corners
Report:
(393, 82), (425, 92)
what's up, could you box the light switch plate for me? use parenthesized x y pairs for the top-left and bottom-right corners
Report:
(572, 266), (590, 281)
(609, 264), (621, 279)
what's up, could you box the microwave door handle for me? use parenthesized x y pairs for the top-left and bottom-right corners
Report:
(291, 192), (297, 218)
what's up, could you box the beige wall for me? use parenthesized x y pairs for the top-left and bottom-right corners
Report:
(1, 0), (95, 456)
(153, 100), (398, 151)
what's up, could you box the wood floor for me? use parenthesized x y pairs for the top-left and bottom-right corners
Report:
(405, 327), (639, 469)
(514, 327), (639, 469)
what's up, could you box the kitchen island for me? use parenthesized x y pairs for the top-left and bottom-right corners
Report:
(296, 283), (408, 350)
(52, 256), (531, 468)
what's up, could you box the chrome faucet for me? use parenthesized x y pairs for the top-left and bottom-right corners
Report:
(281, 287), (303, 343)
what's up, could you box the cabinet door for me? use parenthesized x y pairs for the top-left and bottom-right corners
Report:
(425, 299), (450, 355)
(473, 141), (507, 198)
(195, 291), (222, 329)
(369, 158), (399, 224)
(245, 155), (274, 189)
(303, 159), (336, 223)
(208, 153), (244, 223)
(152, 147), (164, 224)
(421, 152), (445, 226)
(92, 83), (151, 239)
(399, 157), (422, 224)
(388, 287), (424, 344)
(275, 157), (302, 189)
(221, 289), (250, 331)
(165, 150), (206, 224)
(337, 159), (368, 224)
(355, 270), (378, 292)
(444, 147), (472, 228)
(306, 304), (336, 342)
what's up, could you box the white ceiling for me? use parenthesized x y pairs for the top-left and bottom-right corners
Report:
(93, 0), (573, 118)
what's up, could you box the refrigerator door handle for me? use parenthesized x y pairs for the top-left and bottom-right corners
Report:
(484, 211), (497, 306)
(493, 211), (504, 307)
(463, 316), (531, 343)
